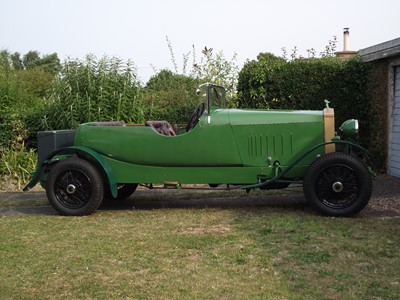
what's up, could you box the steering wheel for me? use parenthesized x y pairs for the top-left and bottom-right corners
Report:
(186, 102), (205, 132)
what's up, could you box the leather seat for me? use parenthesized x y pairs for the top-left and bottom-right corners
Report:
(145, 121), (177, 136)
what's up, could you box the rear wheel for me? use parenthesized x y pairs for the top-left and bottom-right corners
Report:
(103, 184), (138, 201)
(46, 158), (104, 216)
(303, 152), (372, 217)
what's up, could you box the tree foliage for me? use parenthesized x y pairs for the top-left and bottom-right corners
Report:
(191, 47), (239, 105)
(158, 38), (239, 106)
(1, 50), (61, 74)
(143, 69), (200, 124)
(237, 53), (286, 108)
(143, 39), (240, 123)
(0, 51), (54, 149)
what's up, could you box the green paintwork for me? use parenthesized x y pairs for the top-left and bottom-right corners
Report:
(70, 146), (119, 198)
(74, 108), (325, 188)
(25, 83), (364, 197)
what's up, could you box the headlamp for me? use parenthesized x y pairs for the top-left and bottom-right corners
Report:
(339, 119), (359, 139)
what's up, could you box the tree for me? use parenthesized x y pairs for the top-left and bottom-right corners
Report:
(157, 37), (240, 106)
(191, 47), (239, 106)
(237, 52), (285, 108)
(10, 52), (23, 70)
(22, 51), (40, 69)
(0, 50), (12, 69)
(144, 69), (200, 123)
(22, 51), (61, 74)
(27, 53), (61, 74)
(1, 50), (61, 74)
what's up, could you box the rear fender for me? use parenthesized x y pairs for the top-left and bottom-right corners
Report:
(23, 146), (118, 198)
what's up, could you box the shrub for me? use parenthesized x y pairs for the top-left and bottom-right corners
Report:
(0, 143), (37, 190)
(0, 52), (54, 149)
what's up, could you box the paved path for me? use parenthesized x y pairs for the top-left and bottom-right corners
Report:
(0, 175), (399, 217)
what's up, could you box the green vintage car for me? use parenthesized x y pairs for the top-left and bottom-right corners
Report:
(24, 83), (373, 216)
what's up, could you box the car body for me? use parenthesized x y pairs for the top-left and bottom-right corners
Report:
(24, 83), (373, 216)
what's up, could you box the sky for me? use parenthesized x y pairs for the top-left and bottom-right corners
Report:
(1, 0), (400, 83)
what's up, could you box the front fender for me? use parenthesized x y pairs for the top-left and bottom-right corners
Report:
(23, 146), (118, 198)
(240, 140), (373, 190)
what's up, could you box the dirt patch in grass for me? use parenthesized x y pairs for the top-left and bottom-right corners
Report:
(179, 224), (232, 236)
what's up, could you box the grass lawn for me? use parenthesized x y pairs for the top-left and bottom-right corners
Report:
(0, 196), (399, 299)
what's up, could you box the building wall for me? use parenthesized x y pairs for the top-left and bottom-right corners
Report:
(359, 38), (400, 176)
(388, 60), (400, 176)
(367, 55), (400, 174)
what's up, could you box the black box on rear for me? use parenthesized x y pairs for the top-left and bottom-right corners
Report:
(37, 130), (76, 163)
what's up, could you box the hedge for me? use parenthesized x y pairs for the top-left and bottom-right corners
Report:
(237, 54), (384, 168)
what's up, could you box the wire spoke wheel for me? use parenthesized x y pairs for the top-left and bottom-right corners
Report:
(54, 169), (92, 209)
(315, 164), (359, 209)
(46, 158), (104, 216)
(303, 152), (372, 217)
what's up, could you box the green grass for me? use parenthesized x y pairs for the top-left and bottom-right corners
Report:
(0, 199), (399, 299)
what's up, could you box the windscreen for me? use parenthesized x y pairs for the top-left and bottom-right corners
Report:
(209, 85), (226, 108)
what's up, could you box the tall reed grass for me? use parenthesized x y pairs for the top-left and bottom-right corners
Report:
(43, 55), (144, 130)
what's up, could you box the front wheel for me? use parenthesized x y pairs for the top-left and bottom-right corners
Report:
(46, 158), (104, 216)
(303, 152), (372, 217)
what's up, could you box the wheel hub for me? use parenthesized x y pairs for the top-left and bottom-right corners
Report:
(66, 184), (77, 194)
(332, 181), (344, 193)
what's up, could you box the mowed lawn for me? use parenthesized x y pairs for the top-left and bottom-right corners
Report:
(0, 198), (399, 300)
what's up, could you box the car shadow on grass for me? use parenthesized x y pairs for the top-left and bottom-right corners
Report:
(100, 193), (310, 213)
(0, 191), (311, 217)
(0, 205), (58, 216)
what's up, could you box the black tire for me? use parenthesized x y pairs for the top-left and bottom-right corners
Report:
(103, 184), (138, 201)
(303, 152), (372, 217)
(46, 158), (104, 216)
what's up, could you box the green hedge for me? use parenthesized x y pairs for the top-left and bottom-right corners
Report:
(237, 54), (383, 167)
